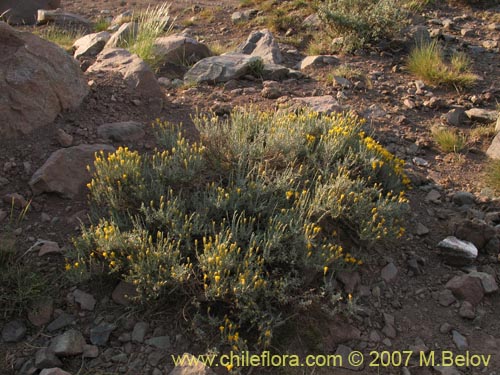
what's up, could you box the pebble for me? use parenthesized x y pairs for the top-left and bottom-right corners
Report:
(451, 330), (468, 350)
(1, 320), (27, 343)
(90, 323), (116, 346)
(132, 322), (149, 343)
(49, 329), (86, 356)
(458, 301), (475, 319)
(73, 289), (96, 311)
(381, 263), (398, 283)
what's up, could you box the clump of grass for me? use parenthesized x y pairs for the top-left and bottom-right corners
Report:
(266, 9), (303, 32)
(94, 17), (111, 32)
(431, 126), (466, 152)
(469, 124), (496, 142)
(485, 159), (500, 192)
(207, 41), (233, 56)
(126, 2), (174, 70)
(35, 26), (83, 51)
(408, 41), (477, 88)
(247, 57), (265, 77)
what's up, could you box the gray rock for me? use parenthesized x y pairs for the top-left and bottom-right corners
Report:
(458, 301), (475, 319)
(56, 129), (73, 148)
(35, 348), (62, 369)
(410, 25), (431, 45)
(83, 344), (99, 358)
(381, 263), (398, 283)
(446, 274), (484, 305)
(465, 108), (498, 123)
(169, 353), (215, 375)
(425, 189), (441, 203)
(302, 13), (321, 28)
(73, 289), (96, 311)
(49, 329), (86, 356)
(73, 31), (111, 59)
(97, 121), (145, 142)
(231, 9), (257, 23)
(88, 48), (163, 104)
(335, 344), (364, 371)
(486, 132), (500, 159)
(261, 86), (282, 99)
(0, 22), (88, 139)
(452, 191), (475, 206)
(145, 336), (171, 350)
(332, 76), (352, 89)
(132, 322), (149, 343)
(38, 241), (61, 256)
(440, 323), (453, 334)
(235, 29), (283, 64)
(28, 296), (54, 326)
(290, 96), (344, 115)
(438, 289), (456, 306)
(468, 271), (498, 294)
(29, 144), (115, 198)
(438, 236), (478, 266)
(154, 34), (211, 66)
(445, 108), (467, 126)
(451, 330), (468, 350)
(0, 0), (60, 25)
(184, 54), (263, 84)
(37, 9), (91, 31)
(39, 369), (72, 375)
(111, 353), (128, 363)
(415, 223), (429, 236)
(454, 219), (496, 250)
(433, 365), (462, 375)
(262, 63), (300, 81)
(105, 22), (138, 48)
(90, 323), (116, 346)
(382, 324), (397, 339)
(47, 313), (75, 332)
(112, 280), (138, 305)
(1, 320), (27, 343)
(296, 55), (339, 71)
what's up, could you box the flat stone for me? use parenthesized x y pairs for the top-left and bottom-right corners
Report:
(438, 236), (478, 266)
(1, 320), (27, 343)
(446, 274), (484, 305)
(73, 31), (111, 59)
(438, 289), (456, 306)
(97, 121), (145, 142)
(83, 344), (99, 358)
(39, 369), (72, 375)
(49, 329), (86, 356)
(451, 330), (468, 350)
(90, 323), (116, 346)
(290, 95), (344, 115)
(132, 322), (149, 343)
(381, 263), (398, 283)
(468, 271), (498, 294)
(38, 241), (61, 256)
(35, 348), (62, 369)
(145, 336), (171, 350)
(465, 108), (498, 123)
(73, 289), (96, 311)
(47, 313), (75, 332)
(296, 55), (339, 70)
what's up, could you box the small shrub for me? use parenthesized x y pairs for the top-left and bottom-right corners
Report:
(431, 126), (466, 152)
(408, 41), (477, 88)
(71, 110), (409, 351)
(315, 0), (407, 51)
(246, 57), (265, 77)
(35, 26), (83, 51)
(485, 160), (500, 192)
(94, 17), (111, 32)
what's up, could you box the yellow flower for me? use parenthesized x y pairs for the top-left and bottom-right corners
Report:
(286, 191), (294, 200)
(65, 264), (71, 271)
(323, 266), (328, 275)
(226, 364), (233, 371)
(214, 275), (221, 283)
(73, 262), (79, 268)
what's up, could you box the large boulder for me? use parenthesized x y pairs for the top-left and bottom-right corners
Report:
(87, 48), (163, 103)
(29, 144), (115, 198)
(154, 34), (211, 67)
(0, 22), (88, 139)
(0, 0), (60, 25)
(184, 53), (263, 84)
(235, 29), (283, 64)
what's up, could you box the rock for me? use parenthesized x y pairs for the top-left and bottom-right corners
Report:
(47, 313), (75, 332)
(184, 54), (263, 84)
(49, 329), (86, 356)
(438, 236), (478, 266)
(73, 31), (111, 59)
(35, 348), (62, 369)
(0, 209), (7, 222)
(39, 369), (72, 375)
(381, 263), (398, 283)
(73, 289), (96, 311)
(28, 296), (53, 326)
(454, 219), (496, 250)
(438, 289), (456, 306)
(262, 63), (300, 80)
(132, 322), (149, 343)
(169, 353), (215, 375)
(154, 34), (211, 66)
(97, 121), (145, 142)
(445, 108), (467, 126)
(335, 344), (364, 371)
(88, 48), (163, 103)
(445, 274), (484, 305)
(337, 270), (361, 294)
(425, 189), (441, 203)
(458, 301), (475, 319)
(382, 324), (397, 339)
(451, 330), (468, 350)
(29, 144), (115, 198)
(290, 96), (344, 115)
(261, 86), (282, 99)
(433, 365), (462, 375)
(0, 0), (60, 25)
(332, 76), (352, 89)
(38, 241), (61, 256)
(235, 29), (283, 64)
(1, 320), (27, 343)
(440, 323), (453, 334)
(145, 336), (171, 350)
(37, 9), (91, 31)
(460, 28), (474, 37)
(0, 23), (88, 139)
(482, 40), (498, 49)
(486, 132), (500, 159)
(82, 344), (99, 358)
(497, 114), (500, 133)
(105, 22), (138, 48)
(415, 222), (429, 236)
(90, 323), (116, 346)
(3, 193), (28, 208)
(296, 55), (339, 71)
(452, 191), (475, 206)
(112, 280), (138, 305)
(231, 9), (257, 23)
(410, 25), (431, 46)
(302, 13), (321, 28)
(325, 320), (361, 348)
(56, 129), (73, 147)
(468, 271), (498, 294)
(465, 108), (498, 123)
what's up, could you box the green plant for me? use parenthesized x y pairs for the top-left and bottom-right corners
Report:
(431, 126), (466, 152)
(246, 57), (265, 78)
(71, 110), (409, 351)
(34, 26), (83, 51)
(485, 159), (500, 192)
(125, 2), (174, 70)
(315, 0), (407, 51)
(408, 41), (477, 88)
(94, 17), (111, 32)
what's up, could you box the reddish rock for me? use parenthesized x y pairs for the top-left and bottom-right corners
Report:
(445, 275), (484, 305)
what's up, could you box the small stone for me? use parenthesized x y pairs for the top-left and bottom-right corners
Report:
(425, 189), (441, 203)
(47, 313), (75, 332)
(73, 289), (96, 311)
(111, 353), (128, 363)
(458, 301), (475, 319)
(415, 223), (429, 236)
(132, 322), (149, 343)
(38, 241), (61, 257)
(483, 40), (498, 49)
(468, 271), (498, 294)
(90, 323), (116, 346)
(1, 320), (27, 343)
(332, 76), (352, 88)
(83, 344), (99, 358)
(39, 369), (72, 375)
(382, 324), (397, 339)
(335, 344), (364, 371)
(465, 108), (498, 123)
(337, 270), (361, 294)
(438, 289), (456, 306)
(438, 236), (478, 266)
(446, 274), (484, 305)
(35, 348), (62, 369)
(49, 329), (86, 356)
(381, 263), (398, 283)
(451, 330), (468, 350)
(145, 336), (171, 350)
(460, 28), (474, 37)
(56, 129), (73, 147)
(3, 193), (28, 208)
(440, 323), (453, 334)
(261, 86), (282, 99)
(369, 330), (381, 342)
(433, 365), (462, 375)
(403, 99), (415, 109)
